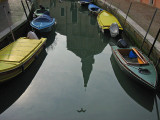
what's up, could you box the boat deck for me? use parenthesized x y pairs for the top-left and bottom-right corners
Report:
(0, 38), (42, 63)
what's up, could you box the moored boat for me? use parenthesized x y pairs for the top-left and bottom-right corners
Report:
(97, 10), (123, 34)
(88, 3), (103, 15)
(0, 34), (47, 82)
(30, 14), (55, 32)
(111, 43), (158, 89)
(78, 0), (91, 6)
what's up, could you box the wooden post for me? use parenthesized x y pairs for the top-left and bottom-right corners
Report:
(123, 2), (132, 28)
(140, 8), (157, 50)
(148, 28), (160, 58)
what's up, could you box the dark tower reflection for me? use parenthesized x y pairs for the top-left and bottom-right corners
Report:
(81, 56), (94, 88)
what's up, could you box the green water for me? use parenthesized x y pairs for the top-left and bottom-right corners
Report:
(0, 0), (160, 120)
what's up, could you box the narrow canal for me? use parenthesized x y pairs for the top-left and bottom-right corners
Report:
(0, 0), (160, 120)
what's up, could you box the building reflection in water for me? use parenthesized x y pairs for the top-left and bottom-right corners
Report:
(51, 0), (108, 88)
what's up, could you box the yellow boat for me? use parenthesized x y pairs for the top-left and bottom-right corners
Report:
(0, 37), (47, 82)
(97, 10), (123, 33)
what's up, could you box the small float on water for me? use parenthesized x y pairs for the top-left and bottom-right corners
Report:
(0, 32), (47, 82)
(97, 10), (123, 37)
(30, 14), (56, 32)
(110, 41), (158, 89)
(88, 3), (103, 15)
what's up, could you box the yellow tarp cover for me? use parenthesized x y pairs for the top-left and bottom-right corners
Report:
(0, 38), (42, 62)
(0, 37), (46, 72)
(97, 10), (123, 30)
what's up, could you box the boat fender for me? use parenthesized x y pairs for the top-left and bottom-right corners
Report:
(117, 39), (128, 48)
(27, 31), (39, 39)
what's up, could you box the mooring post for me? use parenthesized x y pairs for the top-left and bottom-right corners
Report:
(25, 0), (31, 13)
(123, 2), (132, 28)
(115, 2), (120, 17)
(140, 8), (158, 50)
(21, 0), (29, 21)
(3, 6), (15, 41)
(148, 28), (160, 58)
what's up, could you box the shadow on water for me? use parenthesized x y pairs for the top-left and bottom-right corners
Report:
(0, 50), (47, 114)
(110, 54), (155, 112)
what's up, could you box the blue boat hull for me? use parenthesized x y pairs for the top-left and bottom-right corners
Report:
(30, 15), (55, 32)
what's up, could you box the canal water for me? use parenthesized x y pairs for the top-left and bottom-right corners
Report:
(0, 0), (160, 120)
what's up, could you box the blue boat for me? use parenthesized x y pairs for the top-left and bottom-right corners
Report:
(88, 4), (103, 14)
(78, 0), (91, 6)
(30, 15), (55, 32)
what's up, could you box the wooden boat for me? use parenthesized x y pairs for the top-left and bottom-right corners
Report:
(30, 15), (55, 32)
(88, 3), (103, 14)
(97, 10), (123, 33)
(111, 44), (158, 89)
(0, 36), (47, 82)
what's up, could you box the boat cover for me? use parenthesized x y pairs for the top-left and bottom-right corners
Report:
(97, 10), (123, 30)
(31, 15), (55, 30)
(0, 39), (42, 62)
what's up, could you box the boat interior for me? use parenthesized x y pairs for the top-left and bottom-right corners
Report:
(117, 48), (148, 65)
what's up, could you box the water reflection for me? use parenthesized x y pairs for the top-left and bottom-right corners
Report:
(110, 54), (155, 112)
(0, 50), (47, 114)
(51, 0), (108, 88)
(70, 2), (78, 24)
